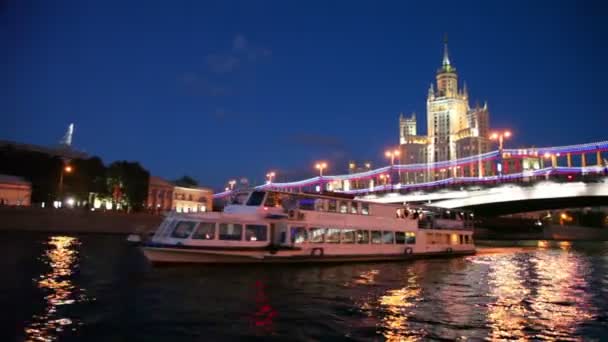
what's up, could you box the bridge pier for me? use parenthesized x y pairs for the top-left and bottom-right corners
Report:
(582, 153), (587, 167)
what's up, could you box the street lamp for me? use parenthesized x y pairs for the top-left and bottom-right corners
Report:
(490, 130), (512, 177)
(385, 149), (401, 165)
(315, 162), (327, 177)
(228, 179), (236, 190)
(266, 171), (276, 183)
(58, 164), (73, 201)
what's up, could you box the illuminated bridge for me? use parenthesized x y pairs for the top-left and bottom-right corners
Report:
(214, 140), (608, 213)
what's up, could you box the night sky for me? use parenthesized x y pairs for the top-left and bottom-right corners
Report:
(2, 0), (607, 190)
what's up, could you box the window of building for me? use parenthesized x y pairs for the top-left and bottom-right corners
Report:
(395, 232), (406, 244)
(350, 203), (358, 214)
(339, 202), (348, 214)
(406, 232), (416, 244)
(219, 223), (243, 241)
(326, 228), (341, 243)
(245, 225), (267, 241)
(356, 230), (370, 244)
(170, 221), (197, 239)
(371, 230), (382, 244)
(382, 231), (395, 244)
(192, 222), (215, 240)
(310, 227), (325, 243)
(342, 229), (355, 243)
(290, 227), (308, 244)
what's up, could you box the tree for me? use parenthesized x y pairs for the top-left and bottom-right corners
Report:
(174, 175), (199, 188)
(106, 161), (150, 211)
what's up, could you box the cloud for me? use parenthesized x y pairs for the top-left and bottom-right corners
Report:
(205, 34), (271, 73)
(206, 54), (240, 73)
(178, 72), (230, 97)
(233, 34), (247, 51)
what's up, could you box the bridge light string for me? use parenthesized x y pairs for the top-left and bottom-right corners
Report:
(212, 141), (607, 199)
(212, 165), (606, 199)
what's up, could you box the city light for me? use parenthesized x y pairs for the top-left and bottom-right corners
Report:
(385, 149), (401, 165)
(489, 130), (513, 150)
(64, 165), (73, 173)
(315, 162), (327, 177)
(266, 171), (276, 183)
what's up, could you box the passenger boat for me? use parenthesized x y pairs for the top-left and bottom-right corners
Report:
(141, 190), (475, 264)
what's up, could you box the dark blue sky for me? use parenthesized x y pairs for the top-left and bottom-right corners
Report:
(2, 0), (607, 190)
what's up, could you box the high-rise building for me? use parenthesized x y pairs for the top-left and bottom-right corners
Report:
(399, 38), (493, 179)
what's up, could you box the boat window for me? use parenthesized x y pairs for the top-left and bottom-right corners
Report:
(246, 191), (266, 206)
(341, 229), (355, 243)
(459, 234), (464, 244)
(327, 200), (337, 212)
(192, 222), (215, 240)
(161, 220), (178, 237)
(219, 223), (243, 240)
(406, 232), (416, 244)
(361, 203), (370, 215)
(298, 197), (315, 211)
(230, 192), (249, 205)
(465, 235), (470, 244)
(309, 227), (325, 243)
(290, 227), (308, 243)
(371, 230), (382, 244)
(314, 199), (326, 211)
(350, 203), (358, 214)
(326, 228), (341, 243)
(264, 192), (282, 208)
(356, 230), (370, 244)
(338, 202), (348, 214)
(395, 232), (406, 244)
(382, 231), (395, 244)
(170, 221), (197, 239)
(245, 225), (267, 241)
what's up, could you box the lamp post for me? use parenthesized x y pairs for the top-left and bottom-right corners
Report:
(58, 164), (73, 202)
(266, 171), (276, 184)
(315, 162), (327, 177)
(315, 162), (327, 192)
(385, 148), (400, 186)
(228, 179), (236, 191)
(490, 130), (512, 177)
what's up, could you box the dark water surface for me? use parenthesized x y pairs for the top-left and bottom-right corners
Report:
(2, 233), (608, 341)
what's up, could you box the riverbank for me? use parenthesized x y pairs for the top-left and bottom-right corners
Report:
(0, 207), (162, 234)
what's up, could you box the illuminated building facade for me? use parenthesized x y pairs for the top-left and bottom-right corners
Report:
(147, 176), (213, 213)
(399, 39), (493, 179)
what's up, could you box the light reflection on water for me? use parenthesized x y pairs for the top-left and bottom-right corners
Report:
(24, 236), (88, 342)
(353, 247), (603, 341)
(6, 234), (607, 341)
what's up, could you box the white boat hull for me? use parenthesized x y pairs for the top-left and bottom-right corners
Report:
(141, 246), (475, 264)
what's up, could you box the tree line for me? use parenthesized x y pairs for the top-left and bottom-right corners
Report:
(0, 145), (150, 211)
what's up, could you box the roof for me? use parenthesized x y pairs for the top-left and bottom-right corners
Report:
(0, 174), (31, 185)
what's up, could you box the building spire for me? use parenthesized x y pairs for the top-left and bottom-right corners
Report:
(442, 33), (451, 67)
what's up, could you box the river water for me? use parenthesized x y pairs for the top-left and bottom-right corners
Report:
(2, 232), (607, 341)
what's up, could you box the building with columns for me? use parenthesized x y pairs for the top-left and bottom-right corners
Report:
(399, 39), (493, 180)
(147, 176), (213, 213)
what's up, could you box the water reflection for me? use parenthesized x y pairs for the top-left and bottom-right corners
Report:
(251, 280), (277, 333)
(378, 274), (421, 342)
(485, 248), (597, 341)
(24, 236), (86, 342)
